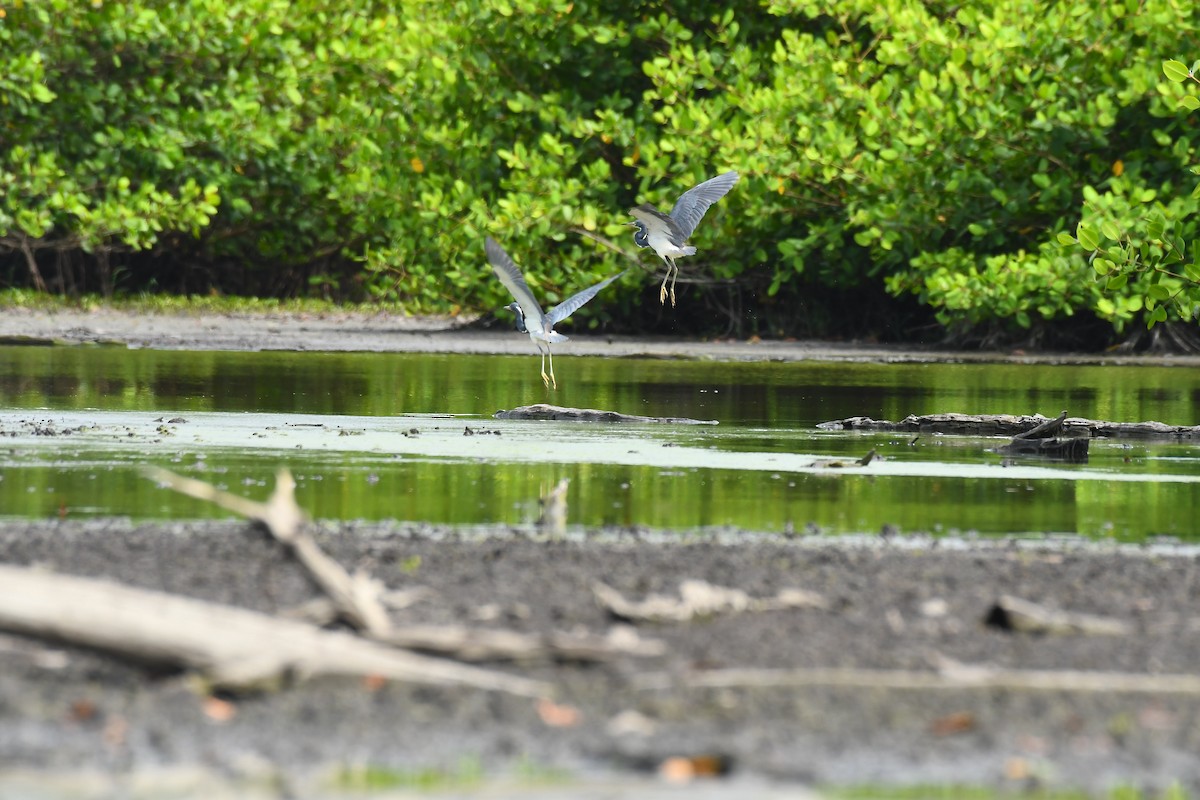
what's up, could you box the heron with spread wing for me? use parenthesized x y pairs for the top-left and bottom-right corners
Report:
(628, 170), (739, 307)
(486, 236), (624, 390)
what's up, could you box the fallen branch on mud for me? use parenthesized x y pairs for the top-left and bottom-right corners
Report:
(0, 470), (666, 694)
(380, 624), (665, 662)
(595, 579), (826, 623)
(146, 467), (661, 664)
(538, 477), (569, 536)
(634, 662), (1200, 695)
(289, 599), (665, 661)
(494, 403), (718, 425)
(818, 412), (1200, 441)
(985, 594), (1131, 636)
(0, 564), (546, 696)
(148, 467), (393, 637)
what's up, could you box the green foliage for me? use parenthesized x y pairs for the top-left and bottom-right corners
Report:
(834, 2), (1200, 337)
(0, 0), (443, 296)
(2, 0), (1200, 342)
(1053, 58), (1200, 332)
(0, 1), (225, 285)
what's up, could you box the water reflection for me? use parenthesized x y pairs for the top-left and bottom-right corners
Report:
(5, 443), (1197, 540)
(4, 347), (1200, 426)
(1, 345), (1198, 540)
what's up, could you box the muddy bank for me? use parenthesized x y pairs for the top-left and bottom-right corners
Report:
(3, 306), (1200, 798)
(2, 520), (1199, 797)
(3, 306), (1200, 366)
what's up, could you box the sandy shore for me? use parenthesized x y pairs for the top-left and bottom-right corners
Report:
(3, 305), (1200, 366)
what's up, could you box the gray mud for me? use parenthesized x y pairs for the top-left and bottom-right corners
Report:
(4, 306), (1200, 365)
(2, 520), (1200, 797)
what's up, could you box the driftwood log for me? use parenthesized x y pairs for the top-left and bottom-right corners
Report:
(819, 412), (1200, 442)
(996, 437), (1089, 461)
(808, 449), (878, 469)
(992, 411), (1089, 462)
(495, 404), (718, 425)
(0, 564), (547, 696)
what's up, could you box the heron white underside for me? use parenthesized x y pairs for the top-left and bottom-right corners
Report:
(643, 230), (696, 306)
(525, 326), (568, 344)
(644, 229), (697, 261)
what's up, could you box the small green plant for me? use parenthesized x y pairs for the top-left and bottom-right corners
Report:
(0, 288), (412, 317)
(332, 758), (483, 792)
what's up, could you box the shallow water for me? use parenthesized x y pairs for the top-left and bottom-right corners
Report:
(1, 345), (1198, 540)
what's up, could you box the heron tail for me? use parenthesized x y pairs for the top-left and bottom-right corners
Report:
(545, 332), (569, 344)
(679, 245), (697, 257)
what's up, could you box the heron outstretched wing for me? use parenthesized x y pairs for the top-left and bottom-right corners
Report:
(630, 204), (680, 241)
(547, 270), (625, 326)
(486, 236), (546, 324)
(669, 171), (739, 240)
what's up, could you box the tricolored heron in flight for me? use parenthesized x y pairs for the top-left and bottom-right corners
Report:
(486, 236), (624, 389)
(628, 170), (739, 307)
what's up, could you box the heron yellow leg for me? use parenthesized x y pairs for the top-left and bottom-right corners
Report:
(659, 261), (675, 306)
(539, 348), (551, 389)
(667, 258), (679, 307)
(546, 347), (558, 390)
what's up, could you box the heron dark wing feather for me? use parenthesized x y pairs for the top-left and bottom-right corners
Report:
(669, 171), (739, 240)
(485, 236), (546, 323)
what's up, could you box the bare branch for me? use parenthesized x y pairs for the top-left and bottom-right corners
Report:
(146, 467), (392, 637)
(0, 564), (547, 696)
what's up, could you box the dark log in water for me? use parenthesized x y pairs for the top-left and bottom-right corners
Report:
(995, 410), (1090, 462)
(1011, 410), (1068, 440)
(818, 412), (1200, 441)
(996, 436), (1090, 462)
(495, 404), (718, 425)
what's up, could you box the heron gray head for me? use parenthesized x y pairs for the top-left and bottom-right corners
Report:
(627, 218), (651, 249)
(504, 301), (527, 334)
